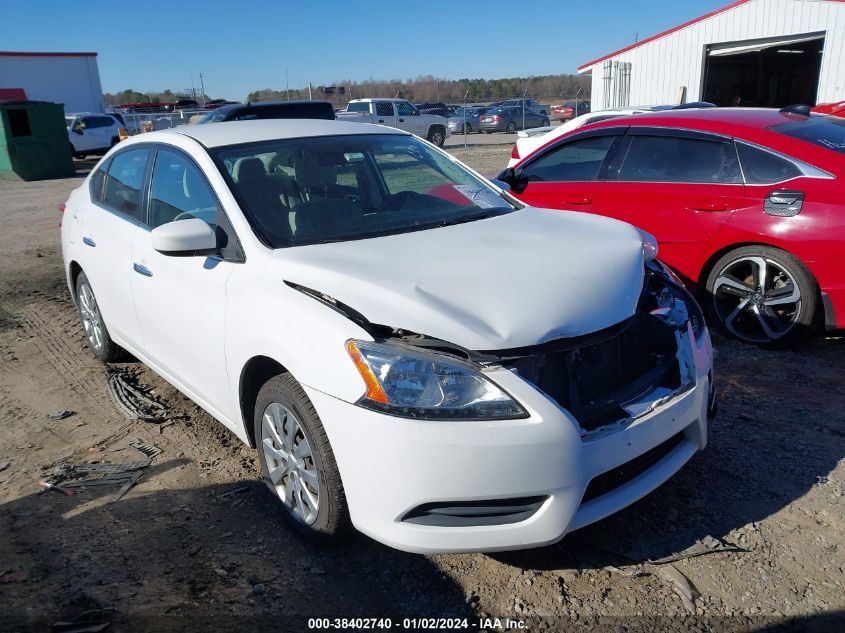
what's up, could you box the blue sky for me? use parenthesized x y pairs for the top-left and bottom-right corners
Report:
(5, 1), (726, 100)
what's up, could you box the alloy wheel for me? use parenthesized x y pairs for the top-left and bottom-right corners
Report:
(78, 283), (104, 352)
(261, 402), (320, 525)
(712, 256), (802, 343)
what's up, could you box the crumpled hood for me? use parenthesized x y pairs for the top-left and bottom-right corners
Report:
(275, 207), (646, 350)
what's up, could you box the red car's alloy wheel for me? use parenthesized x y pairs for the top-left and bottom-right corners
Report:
(707, 246), (818, 347)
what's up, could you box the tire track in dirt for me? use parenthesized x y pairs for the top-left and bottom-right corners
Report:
(0, 291), (114, 415)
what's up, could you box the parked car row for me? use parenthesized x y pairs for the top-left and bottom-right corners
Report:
(501, 107), (845, 347)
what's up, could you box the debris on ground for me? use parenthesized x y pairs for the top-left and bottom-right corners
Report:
(106, 369), (167, 422)
(49, 410), (75, 421)
(52, 608), (115, 633)
(654, 564), (700, 613)
(0, 461), (9, 473)
(128, 438), (161, 460)
(155, 420), (176, 435)
(0, 569), (28, 583)
(46, 460), (151, 503)
(214, 485), (251, 500)
(647, 535), (747, 564)
(38, 480), (76, 497)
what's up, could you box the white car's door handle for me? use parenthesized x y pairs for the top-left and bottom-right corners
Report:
(133, 263), (153, 277)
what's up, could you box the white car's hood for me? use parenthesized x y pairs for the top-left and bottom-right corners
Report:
(275, 207), (646, 350)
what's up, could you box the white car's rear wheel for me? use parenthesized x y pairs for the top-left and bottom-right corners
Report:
(254, 373), (349, 538)
(75, 271), (128, 362)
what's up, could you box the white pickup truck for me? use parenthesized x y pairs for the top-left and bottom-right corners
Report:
(337, 98), (450, 146)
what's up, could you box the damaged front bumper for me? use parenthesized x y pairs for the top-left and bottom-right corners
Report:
(307, 317), (713, 554)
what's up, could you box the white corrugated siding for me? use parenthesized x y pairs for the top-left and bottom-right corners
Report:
(581, 0), (845, 107)
(0, 55), (105, 113)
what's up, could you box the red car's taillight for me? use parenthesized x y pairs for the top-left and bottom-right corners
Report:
(492, 115), (501, 121)
(511, 144), (520, 160)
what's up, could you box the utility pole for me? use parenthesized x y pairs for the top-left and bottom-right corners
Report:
(198, 73), (206, 106)
(285, 68), (290, 101)
(463, 89), (469, 149)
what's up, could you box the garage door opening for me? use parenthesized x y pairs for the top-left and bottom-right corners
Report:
(702, 32), (824, 107)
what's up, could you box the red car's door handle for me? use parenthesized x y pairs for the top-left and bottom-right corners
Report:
(688, 200), (729, 212)
(561, 196), (592, 205)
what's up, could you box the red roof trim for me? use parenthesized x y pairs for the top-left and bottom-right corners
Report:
(577, 0), (755, 71)
(0, 51), (97, 58)
(578, 0), (845, 71)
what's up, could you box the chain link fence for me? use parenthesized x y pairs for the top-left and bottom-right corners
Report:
(117, 108), (209, 135)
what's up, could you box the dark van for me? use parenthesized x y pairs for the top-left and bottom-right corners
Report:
(195, 100), (335, 124)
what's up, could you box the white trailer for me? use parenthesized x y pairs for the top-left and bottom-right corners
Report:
(0, 51), (105, 113)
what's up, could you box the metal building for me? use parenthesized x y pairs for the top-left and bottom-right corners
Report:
(578, 0), (845, 110)
(0, 52), (104, 113)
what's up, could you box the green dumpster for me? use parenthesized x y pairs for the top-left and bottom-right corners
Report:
(0, 101), (75, 181)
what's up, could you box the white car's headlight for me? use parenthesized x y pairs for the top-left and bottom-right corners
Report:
(345, 340), (527, 420)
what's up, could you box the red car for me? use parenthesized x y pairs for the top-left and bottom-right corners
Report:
(812, 101), (845, 118)
(552, 104), (576, 121)
(499, 108), (845, 347)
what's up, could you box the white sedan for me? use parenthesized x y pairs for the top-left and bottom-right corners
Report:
(60, 119), (715, 553)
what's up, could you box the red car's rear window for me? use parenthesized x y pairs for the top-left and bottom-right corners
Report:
(769, 116), (845, 155)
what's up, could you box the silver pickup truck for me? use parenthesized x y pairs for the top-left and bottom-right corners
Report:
(337, 98), (450, 146)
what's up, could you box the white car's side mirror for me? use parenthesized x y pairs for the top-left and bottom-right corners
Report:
(151, 218), (217, 255)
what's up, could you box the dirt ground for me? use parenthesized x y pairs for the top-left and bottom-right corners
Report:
(0, 149), (843, 633)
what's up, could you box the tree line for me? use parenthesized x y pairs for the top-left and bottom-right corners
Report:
(247, 74), (591, 105)
(104, 89), (209, 106)
(104, 73), (591, 108)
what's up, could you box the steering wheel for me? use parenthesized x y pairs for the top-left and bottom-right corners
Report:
(388, 190), (426, 210)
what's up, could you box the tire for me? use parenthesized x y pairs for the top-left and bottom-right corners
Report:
(254, 373), (349, 539)
(542, 119), (550, 127)
(75, 271), (129, 362)
(464, 123), (472, 134)
(704, 245), (819, 348)
(506, 121), (517, 134)
(427, 126), (446, 147)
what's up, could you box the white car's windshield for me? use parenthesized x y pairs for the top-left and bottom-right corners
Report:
(212, 134), (517, 247)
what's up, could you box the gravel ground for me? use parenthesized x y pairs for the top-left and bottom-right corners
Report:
(0, 151), (843, 633)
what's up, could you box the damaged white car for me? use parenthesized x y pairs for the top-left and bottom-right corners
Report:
(60, 119), (716, 553)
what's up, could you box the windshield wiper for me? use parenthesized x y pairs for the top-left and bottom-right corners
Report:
(438, 211), (496, 227)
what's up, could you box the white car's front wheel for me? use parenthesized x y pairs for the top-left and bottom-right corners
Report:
(255, 373), (349, 539)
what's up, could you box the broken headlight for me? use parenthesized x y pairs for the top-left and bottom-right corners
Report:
(643, 261), (707, 340)
(345, 340), (527, 420)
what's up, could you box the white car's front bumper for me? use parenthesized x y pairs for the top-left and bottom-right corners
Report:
(306, 327), (713, 554)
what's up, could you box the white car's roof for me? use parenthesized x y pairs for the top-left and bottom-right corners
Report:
(159, 119), (408, 148)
